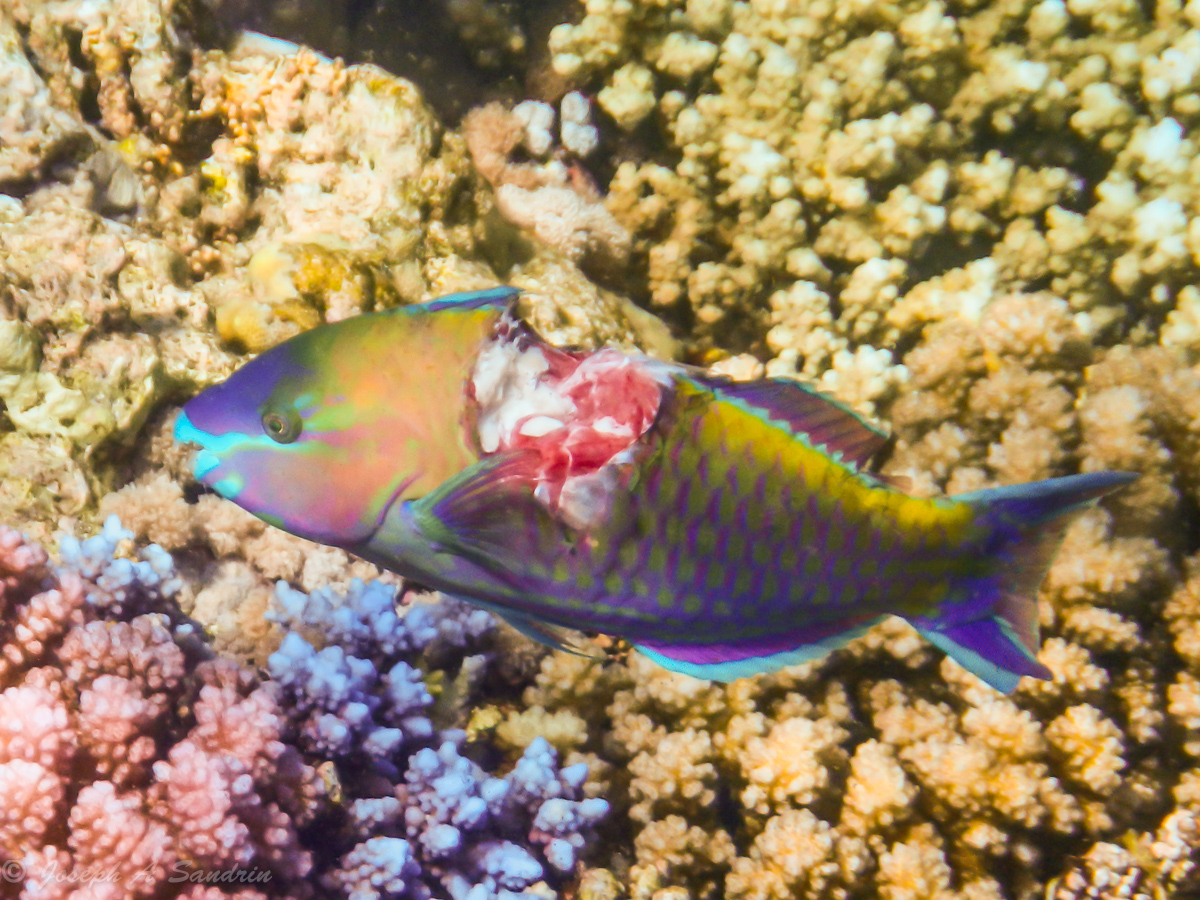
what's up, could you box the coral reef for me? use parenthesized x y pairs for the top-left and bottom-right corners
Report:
(267, 578), (609, 900)
(209, 0), (577, 123)
(567, 0), (1200, 396)
(0, 518), (607, 898)
(0, 518), (322, 897)
(463, 98), (630, 270)
(5, 0), (1200, 897)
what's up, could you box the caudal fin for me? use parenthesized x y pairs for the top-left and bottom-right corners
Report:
(914, 471), (1137, 693)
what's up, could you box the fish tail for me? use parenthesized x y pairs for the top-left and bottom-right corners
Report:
(914, 471), (1138, 693)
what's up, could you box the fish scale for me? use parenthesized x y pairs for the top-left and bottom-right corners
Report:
(174, 287), (1137, 692)
(532, 381), (934, 643)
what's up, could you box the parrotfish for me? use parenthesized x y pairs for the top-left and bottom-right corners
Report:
(175, 287), (1135, 692)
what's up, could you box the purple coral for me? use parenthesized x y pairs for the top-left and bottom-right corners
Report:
(328, 837), (420, 900)
(268, 580), (492, 657)
(391, 735), (607, 893)
(270, 577), (609, 899)
(57, 515), (183, 615)
(323, 734), (606, 899)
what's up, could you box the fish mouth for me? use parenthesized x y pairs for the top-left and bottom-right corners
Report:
(173, 410), (223, 482)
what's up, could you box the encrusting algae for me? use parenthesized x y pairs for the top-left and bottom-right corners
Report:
(2, 0), (1200, 897)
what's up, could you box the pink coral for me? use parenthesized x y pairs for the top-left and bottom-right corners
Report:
(0, 758), (63, 857)
(76, 675), (161, 783)
(0, 526), (321, 898)
(68, 781), (175, 892)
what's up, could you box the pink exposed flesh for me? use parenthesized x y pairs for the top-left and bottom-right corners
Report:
(511, 348), (662, 493)
(471, 324), (666, 521)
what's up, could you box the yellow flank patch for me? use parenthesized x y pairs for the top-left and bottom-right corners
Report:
(800, 512), (819, 547)
(877, 492), (976, 548)
(604, 571), (624, 595)
(719, 489), (739, 525)
(823, 523), (845, 554)
(760, 568), (780, 600)
(684, 479), (709, 521)
(693, 521), (718, 557)
(676, 555), (699, 586)
(647, 543), (669, 576)
(619, 539), (641, 572)
(733, 566), (755, 598)
(674, 379), (978, 550)
(726, 528), (746, 564)
(854, 555), (879, 580)
(574, 567), (595, 591)
(664, 517), (686, 549)
(705, 563), (725, 593)
(734, 458), (759, 496)
(810, 582), (832, 607)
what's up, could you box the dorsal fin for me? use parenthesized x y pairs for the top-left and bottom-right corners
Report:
(696, 375), (889, 469)
(416, 286), (520, 313)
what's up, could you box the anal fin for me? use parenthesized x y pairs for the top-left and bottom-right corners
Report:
(915, 617), (1051, 694)
(634, 616), (882, 682)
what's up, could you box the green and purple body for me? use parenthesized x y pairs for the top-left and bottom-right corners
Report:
(175, 287), (1135, 692)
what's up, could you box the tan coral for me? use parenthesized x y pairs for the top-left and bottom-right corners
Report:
(738, 715), (848, 816)
(725, 809), (839, 900)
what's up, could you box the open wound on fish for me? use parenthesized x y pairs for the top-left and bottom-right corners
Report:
(469, 315), (668, 529)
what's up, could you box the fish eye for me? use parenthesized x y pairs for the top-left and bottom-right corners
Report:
(261, 409), (302, 444)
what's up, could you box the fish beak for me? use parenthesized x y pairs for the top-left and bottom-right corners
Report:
(173, 410), (222, 480)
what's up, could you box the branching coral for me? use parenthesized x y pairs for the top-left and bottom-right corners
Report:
(462, 99), (630, 269)
(0, 517), (609, 899)
(581, 0), (1200, 397)
(0, 520), (321, 897)
(266, 574), (609, 900)
(7, 0), (1200, 896)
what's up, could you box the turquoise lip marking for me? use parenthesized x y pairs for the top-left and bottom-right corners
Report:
(173, 410), (201, 444)
(174, 412), (222, 481)
(174, 405), (310, 489)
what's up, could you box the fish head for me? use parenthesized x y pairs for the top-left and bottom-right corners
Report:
(175, 304), (500, 547)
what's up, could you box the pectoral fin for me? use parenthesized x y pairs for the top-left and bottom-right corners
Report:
(488, 606), (601, 658)
(410, 450), (572, 577)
